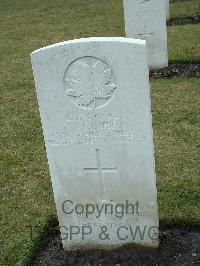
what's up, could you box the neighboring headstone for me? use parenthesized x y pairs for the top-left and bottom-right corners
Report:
(31, 37), (159, 250)
(166, 0), (170, 20)
(123, 0), (168, 69)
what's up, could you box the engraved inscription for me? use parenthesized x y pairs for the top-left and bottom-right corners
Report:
(135, 33), (153, 38)
(48, 112), (147, 145)
(64, 57), (116, 109)
(137, 0), (151, 4)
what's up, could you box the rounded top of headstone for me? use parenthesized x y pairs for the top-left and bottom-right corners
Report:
(31, 37), (146, 58)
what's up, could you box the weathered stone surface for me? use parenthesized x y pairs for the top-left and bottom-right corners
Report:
(31, 37), (159, 250)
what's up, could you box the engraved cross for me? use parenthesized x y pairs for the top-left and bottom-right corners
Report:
(83, 149), (117, 201)
(135, 32), (153, 38)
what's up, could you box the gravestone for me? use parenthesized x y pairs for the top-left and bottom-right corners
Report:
(31, 37), (159, 250)
(166, 0), (170, 20)
(123, 0), (168, 69)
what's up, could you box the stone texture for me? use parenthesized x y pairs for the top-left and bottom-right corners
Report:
(31, 37), (158, 250)
(123, 0), (168, 69)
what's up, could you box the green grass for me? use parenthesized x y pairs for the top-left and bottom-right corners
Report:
(1, 77), (200, 265)
(151, 78), (200, 225)
(170, 0), (200, 19)
(0, 0), (199, 91)
(0, 0), (200, 265)
(0, 86), (55, 264)
(168, 24), (200, 63)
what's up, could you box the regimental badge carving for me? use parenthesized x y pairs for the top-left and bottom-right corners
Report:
(64, 57), (116, 109)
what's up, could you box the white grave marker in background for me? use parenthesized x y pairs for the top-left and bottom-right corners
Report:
(31, 37), (159, 250)
(123, 0), (168, 69)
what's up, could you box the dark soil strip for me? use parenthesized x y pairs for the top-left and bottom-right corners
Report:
(170, 0), (192, 3)
(150, 63), (200, 79)
(31, 226), (200, 266)
(167, 16), (200, 26)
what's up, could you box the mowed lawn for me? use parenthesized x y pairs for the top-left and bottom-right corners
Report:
(170, 0), (200, 19)
(0, 0), (200, 265)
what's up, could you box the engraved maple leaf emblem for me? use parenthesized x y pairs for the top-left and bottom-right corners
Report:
(65, 59), (116, 108)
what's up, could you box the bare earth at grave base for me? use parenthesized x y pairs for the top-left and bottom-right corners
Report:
(32, 221), (200, 265)
(150, 63), (200, 79)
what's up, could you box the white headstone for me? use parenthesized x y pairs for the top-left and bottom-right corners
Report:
(31, 37), (159, 250)
(166, 0), (170, 20)
(123, 0), (168, 69)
